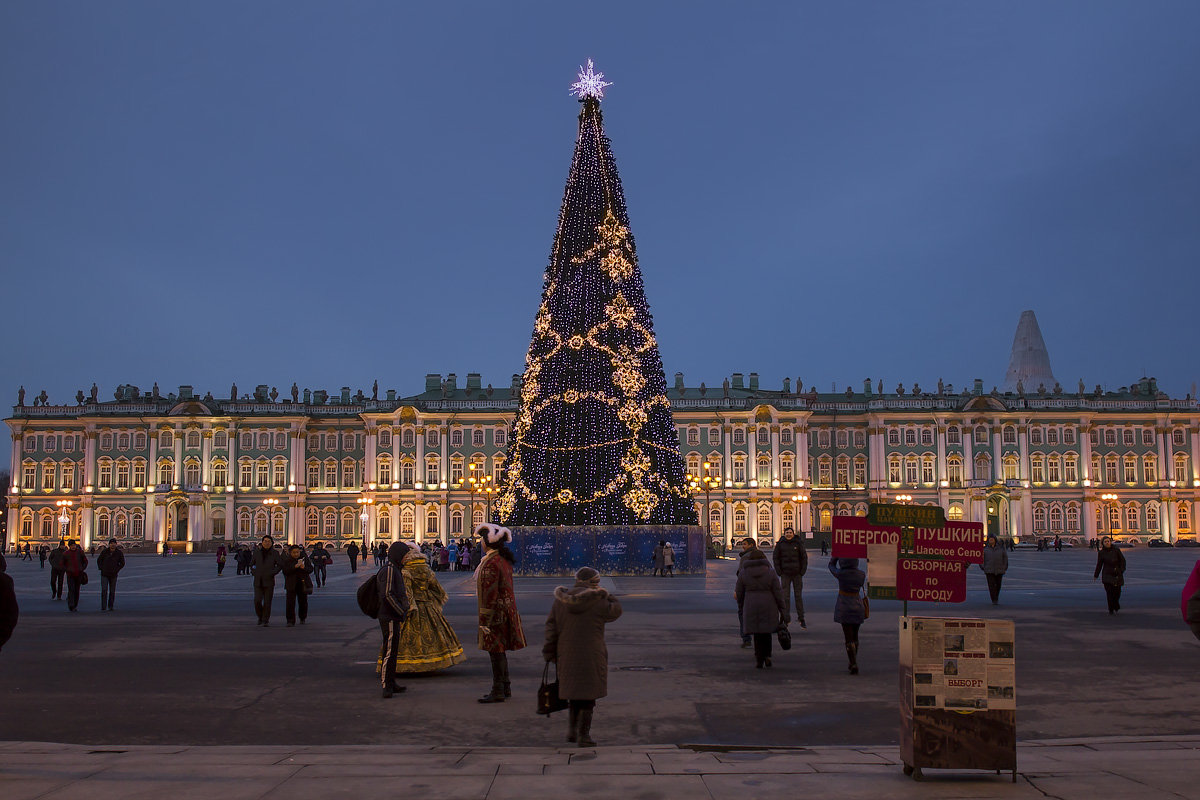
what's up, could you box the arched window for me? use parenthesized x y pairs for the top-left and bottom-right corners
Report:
(733, 506), (747, 535)
(307, 508), (319, 538)
(1066, 503), (1080, 532)
(425, 456), (440, 486)
(1146, 502), (1160, 532)
(756, 456), (770, 485)
(922, 455), (936, 484)
(378, 455), (393, 486)
(1143, 454), (1158, 485)
(186, 430), (201, 449)
(1031, 454), (1045, 484)
(131, 510), (144, 539)
(159, 430), (174, 448)
(904, 428), (917, 446)
(818, 506), (832, 533)
(1033, 503), (1046, 532)
(973, 454), (991, 481)
(450, 506), (463, 535)
(379, 427), (392, 448)
(212, 430), (226, 448)
(780, 454), (794, 484)
(426, 506), (439, 535)
(401, 460), (415, 486)
(1124, 502), (1139, 533)
(324, 509), (337, 539)
(115, 510), (128, 539)
(377, 506), (391, 537)
(254, 509), (269, 536)
(134, 432), (147, 449)
(904, 456), (918, 485)
(1049, 504), (1063, 532)
(1178, 501), (1192, 533)
(342, 459), (357, 489)
(185, 459), (201, 487)
(947, 503), (964, 521)
(341, 508), (357, 538)
(1002, 425), (1016, 444)
(946, 426), (961, 444)
(95, 509), (110, 541)
(159, 459), (174, 487)
(687, 454), (700, 477)
(1174, 454), (1189, 485)
(272, 458), (287, 488)
(732, 455), (746, 483)
(255, 458), (270, 489)
(402, 428), (415, 448)
(836, 455), (850, 487)
(472, 505), (484, 529)
(307, 460), (320, 488)
(757, 504), (771, 538)
(238, 508), (252, 537)
(98, 458), (113, 489)
(974, 426), (989, 444)
(401, 507), (415, 535)
(210, 459), (226, 489)
(888, 455), (901, 484)
(947, 456), (963, 486)
(781, 503), (795, 530)
(1003, 455), (1020, 482)
(708, 505), (722, 537)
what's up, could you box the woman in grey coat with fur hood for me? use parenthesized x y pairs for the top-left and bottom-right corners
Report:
(544, 566), (622, 748)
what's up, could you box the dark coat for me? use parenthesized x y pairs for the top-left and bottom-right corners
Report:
(981, 544), (1008, 575)
(0, 571), (17, 653)
(281, 553), (313, 593)
(772, 537), (809, 576)
(251, 546), (283, 588)
(346, 543), (360, 561)
(97, 548), (125, 578)
(377, 542), (412, 623)
(735, 551), (784, 634)
(477, 550), (526, 652)
(48, 546), (66, 571)
(1184, 559), (1200, 641)
(63, 548), (88, 578)
(829, 558), (866, 625)
(543, 584), (623, 700)
(1094, 546), (1126, 586)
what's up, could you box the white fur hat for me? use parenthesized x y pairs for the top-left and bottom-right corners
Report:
(474, 523), (512, 545)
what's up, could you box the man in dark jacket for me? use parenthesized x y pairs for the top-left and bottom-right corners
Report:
(251, 535), (284, 626)
(377, 541), (412, 698)
(63, 540), (88, 612)
(309, 543), (330, 587)
(346, 541), (360, 573)
(96, 538), (126, 611)
(48, 543), (67, 600)
(0, 556), (17, 653)
(772, 527), (809, 628)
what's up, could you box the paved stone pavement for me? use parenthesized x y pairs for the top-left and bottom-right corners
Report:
(2, 736), (1198, 799)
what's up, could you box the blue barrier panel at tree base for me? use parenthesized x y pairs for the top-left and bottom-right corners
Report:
(509, 526), (706, 576)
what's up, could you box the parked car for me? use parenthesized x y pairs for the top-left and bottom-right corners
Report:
(1174, 538), (1199, 548)
(1147, 538), (1174, 548)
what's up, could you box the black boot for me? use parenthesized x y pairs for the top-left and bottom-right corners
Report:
(567, 705), (580, 743)
(577, 708), (595, 747)
(479, 652), (506, 703)
(846, 642), (859, 675)
(500, 654), (512, 698)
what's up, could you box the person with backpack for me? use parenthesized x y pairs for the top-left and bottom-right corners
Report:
(215, 545), (227, 576)
(377, 541), (412, 698)
(475, 523), (526, 703)
(63, 540), (89, 613)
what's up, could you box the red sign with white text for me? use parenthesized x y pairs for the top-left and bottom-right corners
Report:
(831, 516), (985, 564)
(896, 557), (968, 602)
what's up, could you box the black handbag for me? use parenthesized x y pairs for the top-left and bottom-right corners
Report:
(537, 662), (569, 715)
(80, 572), (89, 586)
(776, 622), (792, 651)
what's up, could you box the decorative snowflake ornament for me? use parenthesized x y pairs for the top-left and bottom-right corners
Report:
(570, 59), (612, 99)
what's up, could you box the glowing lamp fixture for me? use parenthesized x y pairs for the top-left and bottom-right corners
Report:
(262, 498), (280, 507)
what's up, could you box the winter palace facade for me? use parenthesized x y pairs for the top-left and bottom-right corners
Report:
(7, 365), (1199, 552)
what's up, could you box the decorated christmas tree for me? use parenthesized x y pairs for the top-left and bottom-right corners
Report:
(496, 62), (697, 528)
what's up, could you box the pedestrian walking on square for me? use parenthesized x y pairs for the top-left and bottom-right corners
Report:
(662, 542), (675, 577)
(1094, 536), (1127, 615)
(96, 538), (125, 612)
(63, 540), (88, 612)
(981, 535), (1009, 606)
(735, 538), (756, 647)
(378, 541), (412, 698)
(437, 544), (450, 572)
(0, 555), (17, 653)
(251, 535), (283, 626)
(38, 546), (47, 569)
(346, 542), (360, 573)
(23, 544), (32, 561)
(475, 523), (526, 703)
(1183, 558), (1200, 641)
(544, 566), (622, 747)
(162, 541), (169, 557)
(381, 543), (464, 674)
(447, 541), (459, 572)
(652, 541), (664, 576)
(281, 545), (313, 627)
(773, 526), (808, 627)
(215, 545), (227, 576)
(829, 557), (867, 675)
(49, 543), (66, 600)
(460, 546), (471, 571)
(310, 543), (330, 587)
(736, 546), (784, 669)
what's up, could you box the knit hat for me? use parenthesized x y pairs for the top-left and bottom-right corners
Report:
(474, 523), (512, 546)
(388, 540), (411, 565)
(575, 566), (601, 588)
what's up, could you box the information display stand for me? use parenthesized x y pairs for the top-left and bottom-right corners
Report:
(898, 616), (1016, 781)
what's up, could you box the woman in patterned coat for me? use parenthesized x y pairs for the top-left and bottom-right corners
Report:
(475, 523), (526, 703)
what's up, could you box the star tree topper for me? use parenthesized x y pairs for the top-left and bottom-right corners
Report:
(570, 59), (612, 99)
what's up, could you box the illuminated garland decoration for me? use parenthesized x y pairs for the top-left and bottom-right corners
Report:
(496, 68), (698, 527)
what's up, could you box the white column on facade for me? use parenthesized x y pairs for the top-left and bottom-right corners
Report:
(173, 429), (183, 486)
(80, 503), (94, 549)
(770, 425), (780, 484)
(439, 503), (448, 545)
(1191, 426), (1200, 485)
(747, 426), (758, 488)
(290, 427), (303, 486)
(147, 437), (158, 489)
(388, 501), (399, 542)
(1018, 425), (1030, 483)
(415, 426), (426, 486)
(992, 424), (1002, 482)
(225, 492), (236, 544)
(157, 500), (168, 544)
(797, 425), (809, 484)
(723, 499), (733, 547)
(201, 432), (212, 486)
(84, 430), (97, 489)
(440, 422), (448, 485)
(365, 427), (377, 487)
(962, 428), (974, 484)
(9, 431), (22, 486)
(1080, 423), (1093, 483)
(1161, 494), (1175, 543)
(187, 501), (202, 552)
(936, 423), (947, 482)
(723, 425), (732, 485)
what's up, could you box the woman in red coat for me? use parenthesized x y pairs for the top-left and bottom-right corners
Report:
(475, 523), (526, 703)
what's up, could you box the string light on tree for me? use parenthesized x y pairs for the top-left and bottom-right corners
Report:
(496, 62), (696, 527)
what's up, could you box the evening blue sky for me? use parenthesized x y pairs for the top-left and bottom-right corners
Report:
(2, 2), (1199, 447)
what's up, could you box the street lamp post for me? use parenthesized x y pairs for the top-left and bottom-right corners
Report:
(56, 499), (74, 544)
(467, 464), (493, 532)
(1100, 492), (1119, 543)
(697, 462), (723, 549)
(356, 496), (374, 553)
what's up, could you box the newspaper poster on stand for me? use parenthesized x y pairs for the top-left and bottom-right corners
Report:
(909, 617), (1015, 711)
